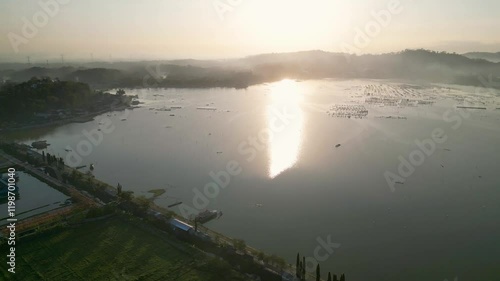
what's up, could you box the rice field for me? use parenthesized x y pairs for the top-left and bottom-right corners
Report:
(0, 216), (251, 281)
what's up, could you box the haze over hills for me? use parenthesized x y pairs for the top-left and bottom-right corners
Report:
(1, 49), (499, 90)
(463, 52), (500, 63)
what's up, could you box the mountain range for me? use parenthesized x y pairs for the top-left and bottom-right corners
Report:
(1, 49), (499, 90)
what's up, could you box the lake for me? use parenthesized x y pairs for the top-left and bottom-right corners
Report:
(5, 79), (500, 281)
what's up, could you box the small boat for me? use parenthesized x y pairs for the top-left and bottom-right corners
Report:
(196, 107), (217, 111)
(335, 144), (341, 148)
(168, 201), (182, 208)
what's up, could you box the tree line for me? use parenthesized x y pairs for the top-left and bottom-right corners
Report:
(296, 252), (345, 281)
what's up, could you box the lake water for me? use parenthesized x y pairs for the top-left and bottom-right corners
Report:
(0, 171), (69, 225)
(4, 79), (500, 281)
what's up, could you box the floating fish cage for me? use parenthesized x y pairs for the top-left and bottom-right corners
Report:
(327, 105), (369, 119)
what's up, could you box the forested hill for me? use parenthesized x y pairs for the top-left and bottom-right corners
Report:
(0, 77), (128, 124)
(1, 49), (500, 90)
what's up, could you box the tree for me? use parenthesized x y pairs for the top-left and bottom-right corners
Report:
(333, 274), (338, 281)
(298, 261), (303, 279)
(296, 253), (300, 277)
(116, 89), (126, 96)
(302, 256), (306, 280)
(117, 183), (122, 195)
(95, 183), (105, 191)
(269, 254), (286, 269)
(340, 273), (345, 281)
(70, 169), (78, 181)
(42, 151), (46, 162)
(316, 264), (321, 281)
(135, 196), (151, 213)
(257, 251), (265, 262)
(262, 254), (270, 264)
(233, 239), (246, 252)
(86, 173), (93, 190)
(120, 190), (134, 201)
(328, 272), (332, 281)
(61, 172), (69, 183)
(47, 153), (51, 165)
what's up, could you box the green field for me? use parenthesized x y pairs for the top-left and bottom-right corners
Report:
(1, 216), (251, 281)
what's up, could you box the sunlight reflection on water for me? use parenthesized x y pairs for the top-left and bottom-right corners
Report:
(267, 79), (305, 178)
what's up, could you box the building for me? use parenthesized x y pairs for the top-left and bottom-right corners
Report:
(169, 218), (194, 235)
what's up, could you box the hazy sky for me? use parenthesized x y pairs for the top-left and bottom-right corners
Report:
(1, 0), (499, 62)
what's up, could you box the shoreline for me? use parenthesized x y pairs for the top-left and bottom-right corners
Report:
(0, 146), (295, 279)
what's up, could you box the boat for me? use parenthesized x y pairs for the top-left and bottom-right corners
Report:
(196, 107), (217, 111)
(195, 209), (220, 223)
(168, 201), (182, 208)
(335, 144), (341, 148)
